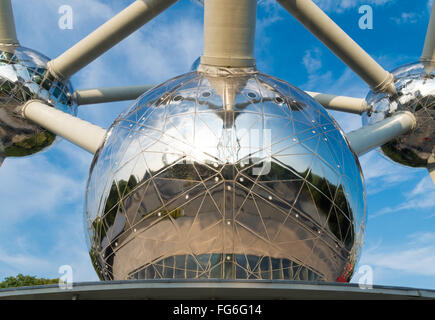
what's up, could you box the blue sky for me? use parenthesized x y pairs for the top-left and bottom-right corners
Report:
(0, 0), (434, 289)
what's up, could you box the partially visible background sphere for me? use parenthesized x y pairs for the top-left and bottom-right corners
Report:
(363, 62), (434, 168)
(0, 46), (77, 161)
(86, 71), (366, 282)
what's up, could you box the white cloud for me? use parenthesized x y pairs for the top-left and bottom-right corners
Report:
(391, 12), (421, 24)
(0, 206), (99, 282)
(118, 16), (203, 83)
(0, 248), (53, 274)
(360, 233), (435, 277)
(0, 140), (99, 282)
(314, 0), (392, 13)
(368, 174), (435, 219)
(255, 0), (286, 55)
(0, 150), (86, 228)
(298, 49), (368, 133)
(409, 176), (434, 198)
(13, 0), (118, 53)
(408, 232), (435, 245)
(303, 48), (323, 74)
(360, 152), (411, 183)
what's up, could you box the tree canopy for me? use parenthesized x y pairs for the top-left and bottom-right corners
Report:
(0, 274), (59, 289)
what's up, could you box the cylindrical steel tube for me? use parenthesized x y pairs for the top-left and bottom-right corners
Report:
(278, 0), (396, 96)
(421, 3), (435, 73)
(347, 112), (416, 156)
(48, 0), (177, 79)
(74, 85), (153, 105)
(21, 100), (107, 154)
(201, 0), (257, 68)
(306, 91), (370, 115)
(0, 0), (18, 45)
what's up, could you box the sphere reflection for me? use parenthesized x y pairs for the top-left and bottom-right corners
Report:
(364, 62), (435, 168)
(86, 69), (366, 282)
(0, 46), (77, 160)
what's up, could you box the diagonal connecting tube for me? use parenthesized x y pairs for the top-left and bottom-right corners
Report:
(73, 85), (153, 106)
(72, 83), (371, 115)
(306, 92), (370, 115)
(346, 112), (416, 156)
(278, 0), (396, 96)
(48, 0), (177, 80)
(21, 100), (107, 154)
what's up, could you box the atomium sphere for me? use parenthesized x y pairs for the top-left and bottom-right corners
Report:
(86, 70), (366, 282)
(0, 46), (77, 162)
(363, 62), (435, 168)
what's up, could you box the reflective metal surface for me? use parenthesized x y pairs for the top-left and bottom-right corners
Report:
(0, 45), (77, 160)
(86, 69), (366, 282)
(364, 62), (435, 168)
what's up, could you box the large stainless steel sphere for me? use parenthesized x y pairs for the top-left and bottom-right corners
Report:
(86, 69), (366, 282)
(0, 45), (77, 162)
(363, 62), (435, 168)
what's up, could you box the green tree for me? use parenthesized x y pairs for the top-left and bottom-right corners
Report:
(0, 274), (59, 289)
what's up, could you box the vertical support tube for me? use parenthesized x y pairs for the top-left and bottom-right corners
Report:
(278, 0), (396, 96)
(0, 0), (18, 45)
(421, 3), (435, 74)
(201, 0), (257, 68)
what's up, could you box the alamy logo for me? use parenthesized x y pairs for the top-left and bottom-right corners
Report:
(58, 265), (73, 290)
(218, 128), (272, 176)
(58, 5), (73, 30)
(357, 265), (374, 290)
(359, 5), (373, 30)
